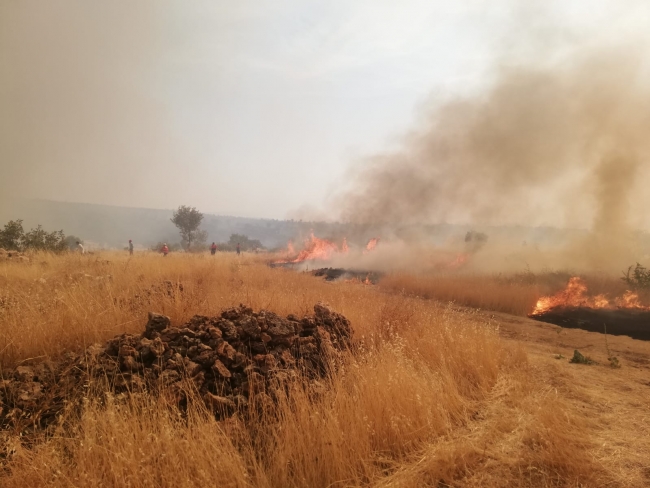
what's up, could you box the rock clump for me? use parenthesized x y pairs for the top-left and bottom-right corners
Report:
(0, 303), (351, 436)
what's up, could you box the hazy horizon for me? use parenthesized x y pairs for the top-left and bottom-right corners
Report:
(0, 196), (607, 233)
(3, 1), (650, 229)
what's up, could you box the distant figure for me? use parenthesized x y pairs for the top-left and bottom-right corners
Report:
(210, 242), (217, 255)
(128, 239), (134, 255)
(161, 243), (169, 257)
(236, 243), (241, 255)
(76, 241), (85, 254)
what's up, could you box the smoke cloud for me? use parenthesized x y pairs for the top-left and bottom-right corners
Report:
(337, 48), (650, 228)
(334, 45), (650, 270)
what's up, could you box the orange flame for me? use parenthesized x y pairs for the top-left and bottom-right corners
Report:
(342, 237), (349, 254)
(275, 233), (348, 264)
(615, 290), (646, 309)
(345, 273), (374, 285)
(447, 253), (470, 269)
(531, 277), (650, 315)
(363, 238), (379, 254)
(290, 233), (338, 262)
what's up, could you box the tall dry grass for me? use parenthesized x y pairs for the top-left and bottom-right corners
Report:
(380, 269), (639, 317)
(1, 251), (401, 367)
(380, 273), (542, 316)
(0, 252), (611, 486)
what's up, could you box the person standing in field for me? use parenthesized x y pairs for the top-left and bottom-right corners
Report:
(128, 239), (134, 255)
(161, 243), (169, 257)
(76, 241), (85, 254)
(210, 242), (217, 255)
(236, 243), (241, 255)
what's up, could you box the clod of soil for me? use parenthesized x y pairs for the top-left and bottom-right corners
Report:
(0, 303), (351, 438)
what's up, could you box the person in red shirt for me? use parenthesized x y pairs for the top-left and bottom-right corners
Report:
(161, 243), (169, 256)
(210, 242), (217, 255)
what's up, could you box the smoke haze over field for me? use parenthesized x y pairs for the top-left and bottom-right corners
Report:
(2, 0), (650, 243)
(337, 49), (650, 232)
(0, 1), (507, 218)
(332, 45), (650, 271)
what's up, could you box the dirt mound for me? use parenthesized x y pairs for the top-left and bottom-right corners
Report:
(0, 303), (351, 437)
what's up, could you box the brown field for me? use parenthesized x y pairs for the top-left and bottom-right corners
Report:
(1, 252), (649, 487)
(379, 269), (649, 317)
(379, 272), (544, 316)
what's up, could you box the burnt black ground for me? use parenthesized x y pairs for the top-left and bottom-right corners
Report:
(530, 307), (650, 340)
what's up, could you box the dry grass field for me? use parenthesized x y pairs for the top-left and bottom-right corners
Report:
(379, 272), (544, 316)
(379, 269), (649, 317)
(1, 251), (649, 487)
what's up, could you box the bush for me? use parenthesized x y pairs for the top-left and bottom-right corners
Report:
(217, 234), (264, 252)
(569, 350), (594, 365)
(0, 219), (68, 253)
(621, 263), (650, 288)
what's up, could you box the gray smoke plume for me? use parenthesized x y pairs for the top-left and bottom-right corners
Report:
(335, 45), (650, 270)
(338, 48), (650, 231)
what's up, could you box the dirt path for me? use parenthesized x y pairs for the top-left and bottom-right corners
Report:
(482, 311), (650, 486)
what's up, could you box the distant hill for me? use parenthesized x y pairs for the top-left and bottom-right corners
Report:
(0, 198), (589, 250)
(0, 199), (380, 250)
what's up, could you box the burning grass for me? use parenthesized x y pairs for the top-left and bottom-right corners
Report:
(527, 275), (650, 340)
(380, 269), (650, 317)
(0, 252), (644, 486)
(531, 276), (650, 315)
(273, 233), (350, 264)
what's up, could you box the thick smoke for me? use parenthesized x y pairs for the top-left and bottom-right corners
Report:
(339, 50), (650, 228)
(336, 47), (650, 271)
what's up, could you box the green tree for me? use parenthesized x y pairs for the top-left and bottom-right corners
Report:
(0, 219), (67, 253)
(622, 263), (650, 288)
(0, 220), (25, 250)
(22, 225), (67, 252)
(170, 206), (204, 250)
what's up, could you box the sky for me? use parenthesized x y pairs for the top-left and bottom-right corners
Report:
(2, 0), (650, 220)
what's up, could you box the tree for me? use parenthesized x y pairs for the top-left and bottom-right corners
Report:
(226, 234), (263, 251)
(170, 206), (204, 250)
(622, 263), (650, 289)
(0, 219), (68, 253)
(22, 225), (67, 252)
(0, 220), (25, 250)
